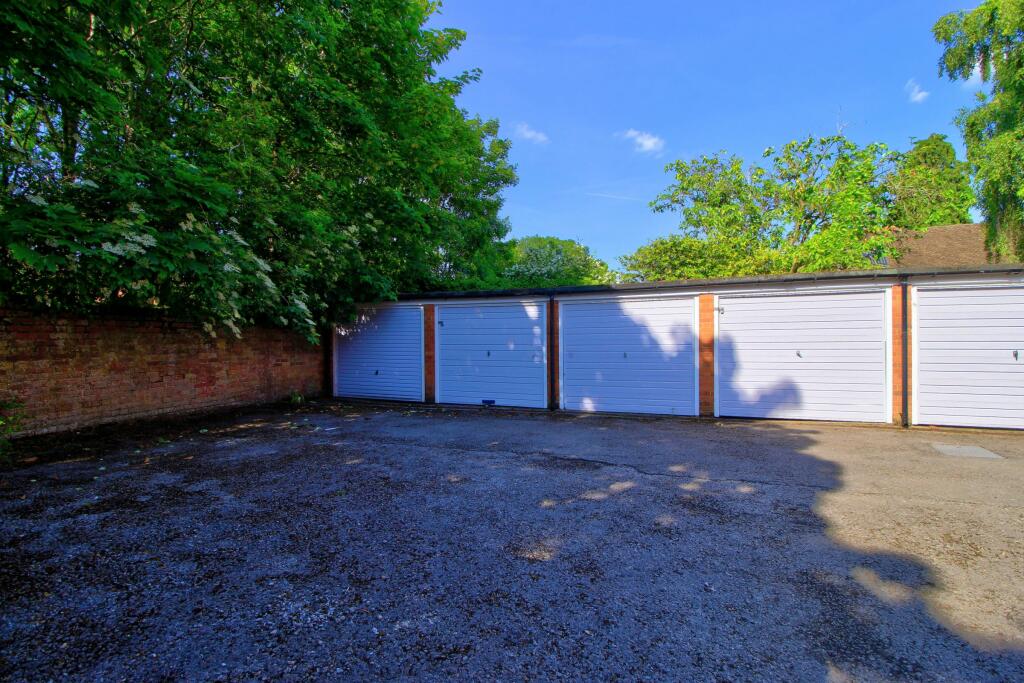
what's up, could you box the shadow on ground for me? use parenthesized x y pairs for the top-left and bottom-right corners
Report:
(1, 402), (1022, 680)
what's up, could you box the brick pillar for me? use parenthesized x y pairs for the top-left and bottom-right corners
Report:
(322, 324), (335, 398)
(548, 300), (559, 410)
(423, 304), (436, 403)
(891, 285), (911, 425)
(698, 294), (716, 417)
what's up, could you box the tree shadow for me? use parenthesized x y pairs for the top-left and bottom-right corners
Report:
(561, 297), (803, 418)
(548, 296), (1021, 678)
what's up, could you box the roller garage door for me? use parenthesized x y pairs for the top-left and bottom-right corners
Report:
(334, 305), (424, 401)
(436, 301), (547, 408)
(914, 284), (1024, 429)
(560, 296), (698, 415)
(717, 289), (888, 422)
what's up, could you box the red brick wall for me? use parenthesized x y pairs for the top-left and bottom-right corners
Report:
(698, 294), (716, 416)
(0, 310), (323, 436)
(423, 305), (436, 403)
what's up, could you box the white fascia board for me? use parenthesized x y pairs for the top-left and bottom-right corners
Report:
(709, 277), (898, 297)
(909, 272), (1024, 289)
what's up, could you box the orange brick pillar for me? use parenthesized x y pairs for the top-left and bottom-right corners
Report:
(698, 294), (716, 417)
(423, 304), (436, 403)
(891, 284), (911, 426)
(548, 299), (559, 410)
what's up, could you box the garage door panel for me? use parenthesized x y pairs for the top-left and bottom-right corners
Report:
(722, 365), (883, 376)
(564, 308), (695, 320)
(724, 356), (884, 366)
(915, 286), (1024, 428)
(721, 329), (884, 343)
(563, 396), (691, 415)
(919, 311), (1024, 324)
(563, 368), (693, 382)
(917, 328), (1022, 342)
(561, 297), (697, 415)
(442, 373), (544, 386)
(718, 290), (887, 422)
(436, 302), (547, 409)
(724, 370), (884, 382)
(920, 392), (1024, 409)
(723, 313), (882, 326)
(920, 406), (1024, 418)
(924, 415), (1023, 429)
(720, 353), (883, 365)
(439, 348), (544, 360)
(920, 361), (1024, 373)
(917, 290), (1024, 303)
(439, 332), (544, 344)
(335, 306), (423, 402)
(719, 407), (884, 422)
(919, 373), (1024, 388)
(720, 313), (880, 325)
(723, 295), (879, 309)
(564, 348), (694, 361)
(727, 379), (885, 392)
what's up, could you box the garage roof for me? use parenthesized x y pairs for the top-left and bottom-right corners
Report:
(399, 264), (1024, 301)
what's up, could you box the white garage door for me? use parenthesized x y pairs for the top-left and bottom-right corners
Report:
(717, 290), (888, 422)
(561, 296), (697, 415)
(334, 306), (423, 401)
(436, 301), (547, 408)
(914, 285), (1024, 429)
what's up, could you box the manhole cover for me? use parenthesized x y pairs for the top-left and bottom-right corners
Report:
(931, 443), (1003, 460)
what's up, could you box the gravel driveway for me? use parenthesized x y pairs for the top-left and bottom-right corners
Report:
(2, 403), (1023, 681)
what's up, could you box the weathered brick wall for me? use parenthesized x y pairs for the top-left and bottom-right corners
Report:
(0, 310), (324, 436)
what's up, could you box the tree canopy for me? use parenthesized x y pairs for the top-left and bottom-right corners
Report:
(622, 133), (980, 282)
(1, 1), (516, 339)
(935, 0), (1024, 259)
(624, 136), (903, 281)
(888, 134), (974, 230)
(500, 235), (615, 289)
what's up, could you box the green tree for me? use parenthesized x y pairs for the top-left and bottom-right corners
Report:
(935, 0), (1024, 258)
(502, 235), (615, 289)
(1, 1), (516, 339)
(628, 136), (901, 281)
(888, 134), (975, 230)
(621, 235), (785, 282)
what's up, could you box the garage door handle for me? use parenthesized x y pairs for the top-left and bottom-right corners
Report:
(796, 350), (803, 358)
(1015, 350), (1020, 361)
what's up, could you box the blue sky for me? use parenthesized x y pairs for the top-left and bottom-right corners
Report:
(426, 1), (986, 267)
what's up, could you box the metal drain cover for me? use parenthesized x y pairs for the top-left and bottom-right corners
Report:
(931, 443), (1003, 460)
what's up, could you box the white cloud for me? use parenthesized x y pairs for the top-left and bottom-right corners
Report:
(514, 122), (549, 144)
(622, 128), (665, 154)
(905, 79), (929, 104)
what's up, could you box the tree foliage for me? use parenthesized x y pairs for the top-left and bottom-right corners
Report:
(1, 1), (516, 339)
(501, 235), (615, 288)
(935, 0), (1024, 258)
(888, 134), (975, 230)
(624, 136), (904, 281)
(621, 234), (784, 282)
